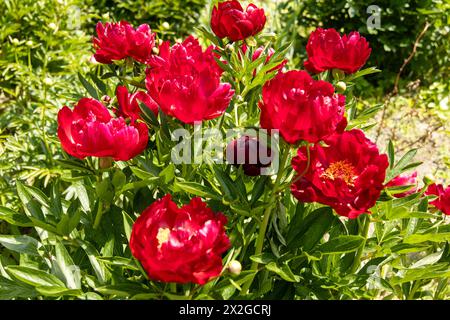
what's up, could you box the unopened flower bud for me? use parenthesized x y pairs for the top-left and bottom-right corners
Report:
(26, 40), (34, 47)
(152, 46), (159, 55)
(11, 38), (19, 45)
(161, 22), (170, 29)
(101, 95), (111, 104)
(48, 22), (57, 30)
(228, 260), (242, 275)
(336, 81), (347, 93)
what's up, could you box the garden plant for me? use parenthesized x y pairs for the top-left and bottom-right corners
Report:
(0, 0), (449, 301)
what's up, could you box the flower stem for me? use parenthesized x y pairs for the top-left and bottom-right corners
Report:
(350, 214), (371, 273)
(93, 200), (104, 230)
(241, 141), (291, 295)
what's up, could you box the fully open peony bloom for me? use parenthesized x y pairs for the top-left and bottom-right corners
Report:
(386, 172), (418, 198)
(304, 28), (371, 74)
(259, 70), (346, 145)
(116, 86), (159, 122)
(57, 98), (148, 161)
(211, 0), (266, 42)
(425, 183), (450, 215)
(226, 135), (272, 176)
(145, 36), (234, 124)
(291, 129), (389, 219)
(130, 195), (230, 285)
(93, 21), (155, 64)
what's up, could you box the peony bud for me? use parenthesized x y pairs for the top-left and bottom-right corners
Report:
(336, 81), (347, 93)
(228, 260), (242, 275)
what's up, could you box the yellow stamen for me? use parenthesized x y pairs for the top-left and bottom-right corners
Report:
(322, 160), (356, 186)
(156, 227), (171, 249)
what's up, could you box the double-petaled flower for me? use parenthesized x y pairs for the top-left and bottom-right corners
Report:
(145, 36), (234, 124)
(259, 70), (346, 145)
(130, 195), (230, 285)
(57, 98), (148, 161)
(291, 129), (389, 218)
(93, 21), (156, 64)
(211, 0), (266, 42)
(304, 28), (371, 74)
(425, 183), (450, 215)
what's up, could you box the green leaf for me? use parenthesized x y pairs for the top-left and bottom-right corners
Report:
(0, 276), (38, 299)
(78, 72), (99, 99)
(390, 263), (450, 285)
(0, 235), (40, 256)
(76, 240), (107, 284)
(73, 181), (91, 212)
(53, 241), (81, 289)
(16, 181), (45, 220)
(173, 180), (221, 200)
(159, 163), (175, 184)
(345, 67), (381, 81)
(404, 232), (450, 244)
(385, 149), (418, 182)
(387, 140), (395, 169)
(265, 262), (300, 282)
(35, 286), (82, 297)
(96, 283), (150, 298)
(250, 252), (276, 265)
(315, 235), (364, 255)
(0, 206), (33, 227)
(288, 207), (335, 251)
(122, 211), (134, 242)
(6, 266), (66, 288)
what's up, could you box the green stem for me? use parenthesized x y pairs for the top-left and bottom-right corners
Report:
(350, 214), (371, 273)
(93, 200), (104, 230)
(241, 142), (291, 295)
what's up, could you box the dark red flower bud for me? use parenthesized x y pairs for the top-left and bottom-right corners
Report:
(226, 136), (272, 176)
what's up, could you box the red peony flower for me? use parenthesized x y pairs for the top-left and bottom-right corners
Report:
(425, 183), (450, 215)
(57, 98), (148, 161)
(226, 135), (272, 176)
(386, 172), (418, 198)
(130, 195), (230, 285)
(93, 21), (155, 64)
(304, 28), (371, 74)
(211, 0), (266, 42)
(145, 36), (234, 124)
(240, 44), (287, 76)
(258, 70), (347, 145)
(116, 85), (159, 122)
(291, 129), (389, 219)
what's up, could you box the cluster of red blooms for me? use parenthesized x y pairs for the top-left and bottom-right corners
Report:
(56, 1), (450, 285)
